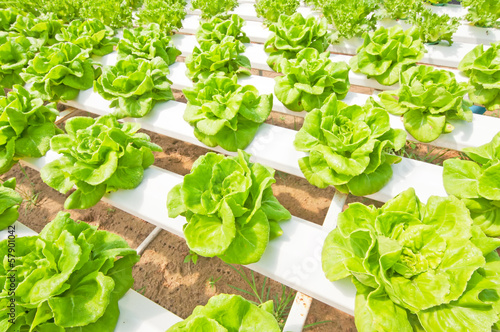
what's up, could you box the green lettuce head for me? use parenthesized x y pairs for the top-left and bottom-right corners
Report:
(55, 19), (118, 56)
(265, 12), (331, 72)
(136, 0), (187, 34)
(254, 0), (300, 26)
(294, 94), (406, 196)
(10, 12), (63, 48)
(185, 36), (251, 82)
(190, 0), (238, 19)
(0, 8), (20, 31)
(322, 188), (500, 331)
(459, 41), (500, 111)
(462, 0), (500, 28)
(167, 294), (280, 331)
(409, 3), (460, 45)
(21, 42), (100, 101)
(0, 85), (61, 174)
(117, 24), (181, 66)
(94, 56), (174, 118)
(41, 115), (162, 209)
(0, 211), (140, 331)
(0, 34), (36, 89)
(183, 73), (272, 151)
(443, 132), (500, 237)
(350, 26), (425, 86)
(0, 177), (22, 230)
(377, 65), (473, 143)
(196, 14), (250, 45)
(274, 48), (350, 112)
(167, 150), (291, 265)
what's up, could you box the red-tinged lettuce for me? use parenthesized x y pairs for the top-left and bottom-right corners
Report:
(377, 65), (472, 143)
(41, 115), (162, 209)
(0, 211), (140, 331)
(94, 56), (174, 118)
(459, 41), (500, 111)
(254, 0), (300, 26)
(185, 36), (251, 82)
(274, 48), (350, 112)
(0, 177), (22, 230)
(20, 42), (100, 101)
(55, 19), (118, 56)
(0, 34), (36, 89)
(167, 150), (291, 265)
(183, 73), (272, 151)
(443, 132), (500, 237)
(462, 0), (499, 28)
(117, 24), (181, 66)
(322, 188), (500, 332)
(167, 294), (281, 331)
(350, 26), (425, 86)
(264, 13), (331, 73)
(196, 14), (250, 45)
(10, 13), (63, 48)
(0, 85), (61, 174)
(294, 94), (406, 196)
(409, 3), (460, 45)
(137, 0), (186, 34)
(191, 0), (238, 19)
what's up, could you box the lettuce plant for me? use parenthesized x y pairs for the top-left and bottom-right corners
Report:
(0, 8), (19, 31)
(78, 0), (133, 28)
(377, 65), (473, 143)
(265, 13), (331, 72)
(294, 94), (406, 196)
(183, 73), (272, 151)
(185, 36), (251, 82)
(0, 177), (22, 229)
(137, 0), (186, 34)
(191, 0), (238, 19)
(322, 187), (500, 332)
(167, 294), (281, 331)
(322, 0), (378, 43)
(443, 132), (500, 237)
(0, 34), (36, 89)
(409, 3), (460, 45)
(117, 24), (181, 66)
(94, 56), (174, 118)
(0, 85), (61, 174)
(21, 42), (100, 101)
(380, 0), (418, 20)
(350, 26), (425, 86)
(196, 14), (250, 45)
(10, 13), (63, 48)
(0, 211), (140, 331)
(254, 0), (300, 26)
(167, 150), (291, 264)
(462, 0), (499, 28)
(275, 48), (350, 112)
(459, 41), (500, 111)
(55, 19), (118, 56)
(41, 115), (162, 209)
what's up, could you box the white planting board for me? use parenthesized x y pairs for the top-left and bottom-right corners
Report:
(0, 223), (182, 331)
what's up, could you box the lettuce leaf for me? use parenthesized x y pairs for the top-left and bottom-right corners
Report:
(254, 0), (300, 26)
(462, 0), (499, 28)
(166, 150), (291, 264)
(55, 18), (118, 56)
(117, 24), (181, 66)
(137, 0), (187, 34)
(167, 294), (280, 331)
(0, 211), (140, 331)
(264, 13), (331, 72)
(322, 188), (500, 331)
(274, 48), (350, 112)
(40, 115), (162, 209)
(409, 3), (460, 46)
(459, 41), (500, 111)
(350, 26), (425, 86)
(196, 14), (250, 45)
(294, 94), (406, 196)
(10, 12), (63, 48)
(191, 0), (238, 19)
(183, 73), (272, 151)
(94, 56), (174, 118)
(0, 177), (22, 230)
(443, 132), (500, 236)
(0, 34), (36, 89)
(0, 85), (61, 174)
(20, 42), (100, 101)
(376, 65), (472, 143)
